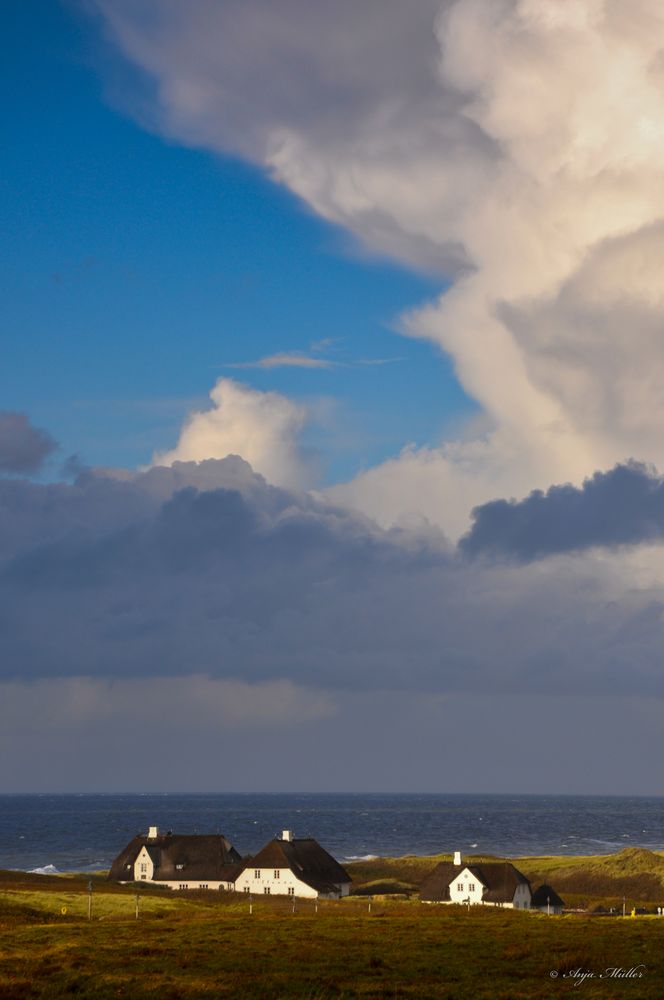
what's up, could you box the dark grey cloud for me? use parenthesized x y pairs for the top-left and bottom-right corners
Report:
(2, 456), (664, 699)
(461, 461), (664, 561)
(0, 411), (57, 474)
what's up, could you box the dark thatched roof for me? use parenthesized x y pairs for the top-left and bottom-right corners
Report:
(239, 837), (351, 893)
(420, 861), (530, 903)
(108, 833), (242, 883)
(531, 884), (565, 908)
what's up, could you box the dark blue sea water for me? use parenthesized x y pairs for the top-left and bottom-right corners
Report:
(2, 793), (664, 874)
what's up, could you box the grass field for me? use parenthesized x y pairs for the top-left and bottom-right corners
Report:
(1, 853), (663, 998)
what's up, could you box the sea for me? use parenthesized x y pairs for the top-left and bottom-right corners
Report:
(2, 793), (664, 875)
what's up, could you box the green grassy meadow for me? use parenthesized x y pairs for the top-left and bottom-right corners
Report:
(1, 852), (664, 998)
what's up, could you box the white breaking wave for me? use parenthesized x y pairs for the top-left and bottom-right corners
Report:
(28, 864), (59, 875)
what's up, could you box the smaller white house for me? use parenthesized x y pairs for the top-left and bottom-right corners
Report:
(108, 825), (242, 891)
(420, 851), (532, 909)
(234, 830), (352, 899)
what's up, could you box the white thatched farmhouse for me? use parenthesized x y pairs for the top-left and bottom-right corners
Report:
(420, 851), (533, 909)
(234, 830), (352, 899)
(108, 825), (242, 890)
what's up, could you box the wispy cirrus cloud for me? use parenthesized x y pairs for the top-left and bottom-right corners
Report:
(226, 351), (336, 370)
(224, 340), (404, 371)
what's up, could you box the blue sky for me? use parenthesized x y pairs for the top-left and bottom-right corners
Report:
(2, 0), (473, 483)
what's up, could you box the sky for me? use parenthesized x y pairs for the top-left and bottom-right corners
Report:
(4, 0), (664, 794)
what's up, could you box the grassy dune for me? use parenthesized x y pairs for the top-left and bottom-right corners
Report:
(1, 853), (664, 997)
(346, 847), (664, 909)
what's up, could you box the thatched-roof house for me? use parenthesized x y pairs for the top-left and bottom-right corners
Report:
(108, 825), (242, 891)
(234, 829), (351, 899)
(420, 852), (532, 909)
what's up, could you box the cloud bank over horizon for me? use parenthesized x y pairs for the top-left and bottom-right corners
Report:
(4, 449), (664, 698)
(4, 407), (664, 790)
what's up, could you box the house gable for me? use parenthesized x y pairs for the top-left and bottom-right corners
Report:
(134, 845), (156, 882)
(448, 866), (486, 905)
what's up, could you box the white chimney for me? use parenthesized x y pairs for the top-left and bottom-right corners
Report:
(281, 829), (293, 842)
(453, 851), (462, 866)
(148, 825), (159, 839)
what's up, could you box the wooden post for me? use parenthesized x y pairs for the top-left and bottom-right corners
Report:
(135, 893), (140, 920)
(87, 880), (92, 921)
(249, 893), (253, 916)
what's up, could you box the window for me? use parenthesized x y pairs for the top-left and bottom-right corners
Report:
(468, 883), (475, 892)
(179, 884), (188, 890)
(274, 870), (280, 879)
(141, 875), (146, 880)
(200, 884), (208, 890)
(243, 886), (250, 894)
(457, 883), (464, 892)
(254, 869), (260, 879)
(140, 863), (147, 873)
(288, 887), (295, 896)
(263, 886), (270, 895)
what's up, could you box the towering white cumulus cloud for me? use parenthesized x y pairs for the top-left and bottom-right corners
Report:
(94, 0), (664, 534)
(153, 377), (311, 488)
